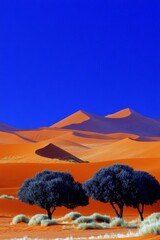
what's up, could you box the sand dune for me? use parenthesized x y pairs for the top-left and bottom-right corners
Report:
(35, 143), (83, 162)
(85, 138), (160, 162)
(15, 128), (69, 142)
(50, 108), (160, 136)
(0, 131), (32, 144)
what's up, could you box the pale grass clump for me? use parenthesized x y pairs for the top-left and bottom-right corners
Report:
(11, 214), (30, 225)
(139, 220), (160, 235)
(58, 212), (82, 221)
(62, 225), (76, 230)
(0, 194), (17, 200)
(109, 217), (139, 229)
(77, 222), (108, 230)
(138, 212), (160, 235)
(141, 212), (160, 226)
(74, 216), (94, 224)
(28, 214), (49, 226)
(125, 220), (140, 229)
(89, 213), (111, 223)
(41, 219), (58, 226)
(109, 217), (126, 227)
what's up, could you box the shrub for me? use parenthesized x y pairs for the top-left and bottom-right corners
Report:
(74, 216), (94, 224)
(62, 225), (75, 230)
(11, 214), (29, 225)
(139, 220), (160, 235)
(125, 219), (140, 228)
(58, 212), (82, 221)
(90, 213), (110, 223)
(41, 219), (57, 226)
(28, 214), (49, 225)
(141, 212), (160, 226)
(109, 217), (125, 227)
(77, 222), (108, 230)
(0, 194), (16, 200)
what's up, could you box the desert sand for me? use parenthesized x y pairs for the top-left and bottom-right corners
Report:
(0, 108), (160, 239)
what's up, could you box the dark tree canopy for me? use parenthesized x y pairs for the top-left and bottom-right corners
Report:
(83, 164), (160, 220)
(131, 170), (160, 221)
(18, 170), (88, 219)
(83, 164), (135, 218)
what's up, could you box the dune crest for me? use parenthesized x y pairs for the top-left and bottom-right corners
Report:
(106, 108), (135, 118)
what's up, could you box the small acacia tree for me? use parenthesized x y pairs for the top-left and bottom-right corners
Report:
(83, 164), (135, 219)
(18, 170), (88, 219)
(132, 170), (160, 221)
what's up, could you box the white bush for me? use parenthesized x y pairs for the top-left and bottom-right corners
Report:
(62, 225), (76, 230)
(11, 214), (29, 225)
(90, 213), (110, 223)
(58, 212), (82, 221)
(139, 220), (160, 235)
(28, 214), (49, 226)
(74, 216), (94, 224)
(141, 212), (160, 227)
(109, 217), (125, 227)
(77, 222), (108, 230)
(0, 194), (17, 200)
(125, 220), (139, 229)
(41, 219), (57, 226)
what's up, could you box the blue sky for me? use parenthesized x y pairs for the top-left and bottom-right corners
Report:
(0, 0), (160, 128)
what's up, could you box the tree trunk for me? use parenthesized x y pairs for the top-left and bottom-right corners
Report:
(110, 202), (120, 218)
(47, 209), (52, 219)
(47, 207), (56, 219)
(137, 204), (144, 221)
(119, 206), (124, 219)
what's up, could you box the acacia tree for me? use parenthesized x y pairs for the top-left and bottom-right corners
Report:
(18, 170), (88, 219)
(83, 164), (135, 219)
(132, 170), (160, 221)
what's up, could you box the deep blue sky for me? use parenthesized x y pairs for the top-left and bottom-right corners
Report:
(0, 0), (160, 128)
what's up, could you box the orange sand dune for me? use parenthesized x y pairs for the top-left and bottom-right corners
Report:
(16, 128), (69, 142)
(0, 141), (83, 163)
(51, 110), (90, 128)
(106, 108), (134, 118)
(0, 131), (31, 144)
(35, 143), (83, 162)
(1, 137), (160, 164)
(85, 138), (160, 162)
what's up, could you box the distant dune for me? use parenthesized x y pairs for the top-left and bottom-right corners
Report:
(51, 108), (160, 136)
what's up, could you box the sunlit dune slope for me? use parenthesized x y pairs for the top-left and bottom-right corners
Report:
(85, 138), (160, 162)
(15, 128), (69, 142)
(1, 134), (160, 163)
(0, 141), (83, 163)
(0, 131), (32, 144)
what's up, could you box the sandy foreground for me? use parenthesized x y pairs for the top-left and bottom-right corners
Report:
(0, 160), (159, 239)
